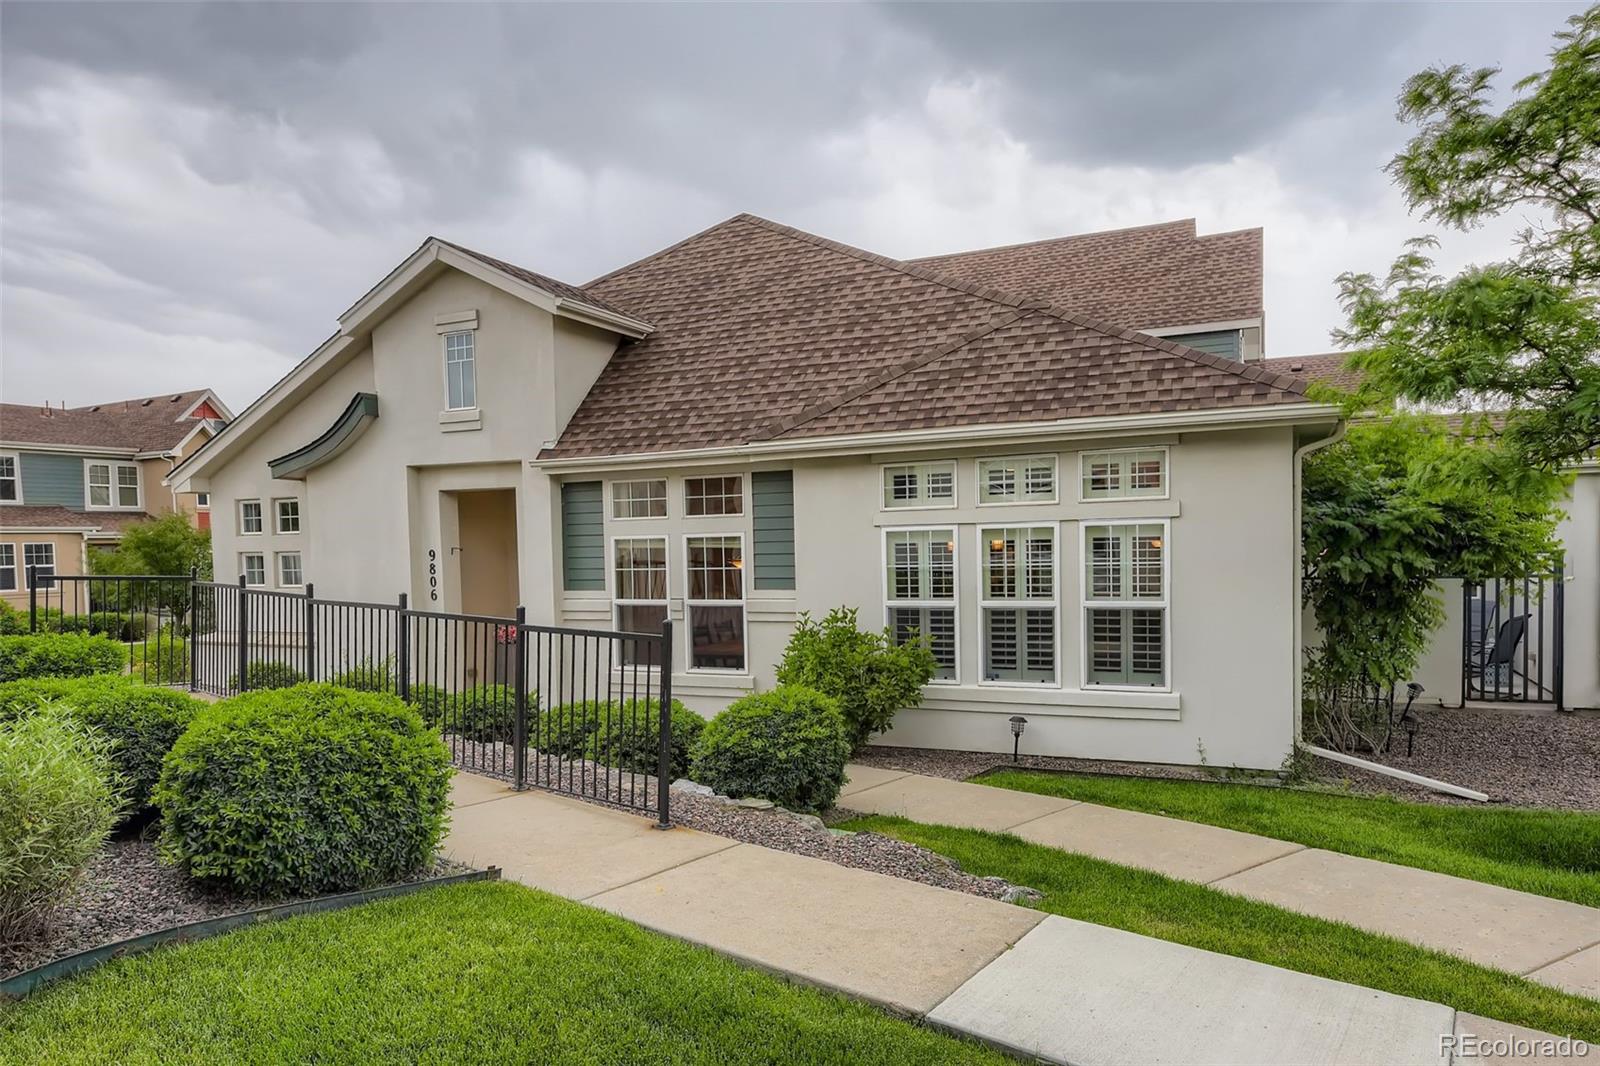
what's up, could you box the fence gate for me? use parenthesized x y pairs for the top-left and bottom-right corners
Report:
(1461, 569), (1565, 710)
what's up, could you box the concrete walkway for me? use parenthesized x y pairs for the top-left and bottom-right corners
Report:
(444, 774), (1587, 1065)
(838, 765), (1600, 1000)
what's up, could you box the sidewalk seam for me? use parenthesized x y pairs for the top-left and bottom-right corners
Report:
(579, 839), (744, 902)
(997, 801), (1084, 833)
(836, 776), (909, 803)
(1518, 933), (1600, 976)
(1202, 843), (1307, 886)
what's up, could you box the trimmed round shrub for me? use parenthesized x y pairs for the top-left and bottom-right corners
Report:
(538, 699), (704, 777)
(0, 710), (121, 942)
(0, 675), (203, 826)
(776, 606), (937, 748)
(430, 684), (532, 743)
(228, 660), (307, 691)
(0, 633), (126, 682)
(155, 684), (452, 896)
(87, 611), (147, 641)
(689, 686), (852, 812)
(0, 602), (28, 635)
(329, 657), (396, 692)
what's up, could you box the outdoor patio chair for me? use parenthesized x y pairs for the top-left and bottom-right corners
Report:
(1465, 614), (1530, 698)
(1466, 597), (1498, 660)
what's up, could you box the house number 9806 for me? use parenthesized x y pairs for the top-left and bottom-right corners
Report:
(428, 549), (439, 601)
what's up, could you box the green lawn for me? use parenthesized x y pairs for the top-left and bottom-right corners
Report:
(0, 881), (1005, 1065)
(976, 768), (1600, 907)
(842, 815), (1600, 1043)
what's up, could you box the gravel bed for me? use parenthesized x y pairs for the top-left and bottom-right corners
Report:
(1, 839), (473, 981)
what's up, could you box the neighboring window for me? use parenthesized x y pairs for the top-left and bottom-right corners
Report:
(239, 499), (263, 535)
(614, 537), (668, 667)
(611, 479), (668, 519)
(444, 330), (477, 410)
(685, 475), (744, 517)
(882, 462), (956, 509)
(0, 544), (15, 591)
(1081, 449), (1167, 500)
(23, 542), (55, 588)
(276, 551), (304, 588)
(0, 454), (18, 502)
(884, 529), (957, 681)
(275, 498), (301, 534)
(241, 552), (266, 587)
(1084, 523), (1168, 687)
(85, 461), (139, 509)
(979, 456), (1057, 504)
(686, 535), (744, 671)
(195, 492), (210, 510)
(980, 526), (1056, 684)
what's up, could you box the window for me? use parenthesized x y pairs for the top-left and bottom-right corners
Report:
(686, 535), (744, 671)
(86, 461), (139, 509)
(444, 330), (477, 410)
(882, 461), (955, 509)
(0, 544), (15, 591)
(275, 498), (300, 534)
(1080, 448), (1167, 500)
(241, 553), (266, 587)
(979, 526), (1057, 684)
(1083, 523), (1168, 687)
(23, 543), (55, 589)
(276, 551), (304, 588)
(614, 537), (668, 667)
(685, 475), (743, 517)
(0, 454), (17, 503)
(611, 479), (667, 519)
(884, 529), (957, 681)
(195, 493), (210, 510)
(979, 456), (1057, 504)
(239, 499), (263, 535)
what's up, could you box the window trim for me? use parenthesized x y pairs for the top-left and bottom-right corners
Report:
(0, 542), (15, 592)
(977, 454), (1059, 507)
(83, 459), (142, 511)
(609, 478), (669, 521)
(879, 460), (958, 511)
(21, 542), (56, 590)
(274, 497), (301, 535)
(976, 523), (1060, 688)
(683, 474), (746, 518)
(881, 525), (960, 685)
(0, 452), (20, 505)
(1078, 519), (1172, 692)
(610, 533), (670, 670)
(683, 532), (748, 675)
(1077, 446), (1171, 503)
(195, 492), (210, 511)
(442, 329), (478, 412)
(275, 551), (305, 589)
(240, 552), (267, 587)
(238, 499), (264, 536)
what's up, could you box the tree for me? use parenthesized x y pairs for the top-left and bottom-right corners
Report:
(88, 514), (211, 621)
(1336, 5), (1600, 475)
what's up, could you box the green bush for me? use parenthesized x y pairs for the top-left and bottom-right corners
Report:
(0, 675), (204, 826)
(46, 614), (94, 634)
(155, 684), (452, 896)
(0, 602), (27, 635)
(538, 699), (704, 777)
(775, 607), (936, 748)
(431, 684), (528, 743)
(131, 627), (187, 685)
(228, 660), (307, 691)
(408, 684), (447, 728)
(0, 632), (126, 682)
(86, 611), (147, 642)
(330, 657), (396, 692)
(0, 710), (122, 941)
(689, 686), (852, 812)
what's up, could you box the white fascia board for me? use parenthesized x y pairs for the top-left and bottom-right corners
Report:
(1142, 318), (1262, 336)
(0, 525), (99, 534)
(178, 389), (235, 421)
(0, 441), (138, 458)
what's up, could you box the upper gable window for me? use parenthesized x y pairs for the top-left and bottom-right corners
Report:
(86, 461), (140, 510)
(443, 330), (477, 411)
(0, 453), (18, 503)
(1080, 449), (1167, 500)
(882, 462), (956, 509)
(979, 456), (1056, 505)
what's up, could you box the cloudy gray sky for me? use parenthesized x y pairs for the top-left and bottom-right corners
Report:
(0, 1), (1581, 412)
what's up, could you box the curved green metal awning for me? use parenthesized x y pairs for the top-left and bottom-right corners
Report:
(268, 392), (379, 480)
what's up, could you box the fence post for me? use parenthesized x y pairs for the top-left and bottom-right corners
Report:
(396, 593), (410, 703)
(27, 566), (37, 632)
(1554, 566), (1566, 713)
(512, 606), (527, 791)
(654, 619), (673, 829)
(188, 567), (199, 693)
(237, 575), (250, 693)
(303, 583), (317, 682)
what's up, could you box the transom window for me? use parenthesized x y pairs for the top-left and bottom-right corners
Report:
(882, 462), (956, 509)
(686, 535), (744, 671)
(0, 544), (14, 591)
(275, 498), (300, 534)
(0, 454), (18, 502)
(685, 475), (743, 517)
(980, 526), (1057, 684)
(978, 456), (1057, 504)
(276, 551), (304, 588)
(241, 552), (266, 587)
(1083, 523), (1168, 687)
(239, 499), (263, 535)
(614, 536), (668, 667)
(612, 479), (667, 519)
(884, 529), (957, 681)
(86, 461), (140, 509)
(444, 330), (477, 411)
(195, 493), (210, 510)
(1081, 448), (1167, 500)
(23, 542), (56, 588)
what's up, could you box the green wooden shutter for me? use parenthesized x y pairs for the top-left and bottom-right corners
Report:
(1165, 329), (1241, 359)
(560, 481), (605, 591)
(751, 470), (795, 590)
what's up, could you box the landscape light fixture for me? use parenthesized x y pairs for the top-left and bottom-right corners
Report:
(1009, 715), (1028, 762)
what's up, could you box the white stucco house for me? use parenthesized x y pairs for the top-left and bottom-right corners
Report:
(174, 214), (1355, 769)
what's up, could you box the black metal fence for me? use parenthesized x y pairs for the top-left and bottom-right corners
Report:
(1461, 570), (1565, 710)
(30, 571), (674, 822)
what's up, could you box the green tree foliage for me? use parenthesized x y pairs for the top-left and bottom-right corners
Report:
(775, 606), (936, 748)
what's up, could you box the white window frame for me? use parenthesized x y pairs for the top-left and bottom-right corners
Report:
(684, 532), (747, 674)
(977, 524), (1060, 687)
(275, 551), (304, 589)
(274, 497), (301, 534)
(238, 499), (263, 536)
(881, 526), (960, 684)
(611, 534), (669, 669)
(880, 460), (957, 510)
(240, 552), (266, 587)
(0, 543), (16, 591)
(1078, 446), (1171, 502)
(1079, 520), (1172, 692)
(22, 542), (56, 588)
(195, 492), (210, 511)
(683, 474), (745, 518)
(610, 478), (669, 520)
(977, 454), (1059, 506)
(443, 329), (478, 412)
(84, 459), (141, 510)
(0, 452), (20, 505)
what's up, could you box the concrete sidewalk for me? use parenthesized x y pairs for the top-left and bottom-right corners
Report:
(443, 774), (1586, 1065)
(839, 764), (1600, 999)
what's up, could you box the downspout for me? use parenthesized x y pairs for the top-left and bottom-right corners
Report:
(1291, 421), (1346, 745)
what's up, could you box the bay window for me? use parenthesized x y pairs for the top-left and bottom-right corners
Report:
(1083, 522), (1168, 687)
(884, 528), (957, 681)
(980, 525), (1057, 684)
(686, 535), (744, 671)
(614, 536), (668, 667)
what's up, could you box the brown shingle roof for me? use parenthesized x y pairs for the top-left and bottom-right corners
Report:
(0, 390), (217, 452)
(542, 215), (1307, 459)
(908, 219), (1262, 331)
(0, 505), (154, 532)
(1260, 352), (1365, 392)
(438, 239), (639, 320)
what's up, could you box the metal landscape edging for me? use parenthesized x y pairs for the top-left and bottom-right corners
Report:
(0, 865), (502, 1000)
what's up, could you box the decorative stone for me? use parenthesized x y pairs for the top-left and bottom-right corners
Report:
(826, 828), (857, 838)
(670, 778), (717, 797)
(786, 813), (828, 832)
(1000, 885), (1043, 905)
(734, 797), (775, 810)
